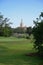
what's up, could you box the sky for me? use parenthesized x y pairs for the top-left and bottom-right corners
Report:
(0, 0), (43, 28)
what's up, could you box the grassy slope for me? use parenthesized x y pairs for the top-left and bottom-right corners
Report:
(0, 37), (43, 65)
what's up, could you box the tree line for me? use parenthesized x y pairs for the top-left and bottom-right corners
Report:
(0, 12), (32, 37)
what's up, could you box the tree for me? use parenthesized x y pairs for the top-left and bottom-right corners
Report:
(0, 13), (12, 37)
(26, 27), (32, 36)
(40, 12), (43, 17)
(26, 27), (32, 39)
(14, 27), (26, 34)
(33, 12), (43, 56)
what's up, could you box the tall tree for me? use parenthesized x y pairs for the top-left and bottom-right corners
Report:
(33, 12), (43, 56)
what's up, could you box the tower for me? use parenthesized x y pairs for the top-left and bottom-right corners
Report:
(20, 19), (23, 28)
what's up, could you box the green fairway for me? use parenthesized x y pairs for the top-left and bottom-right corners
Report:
(0, 37), (43, 65)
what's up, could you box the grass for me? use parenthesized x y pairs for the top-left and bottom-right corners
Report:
(0, 37), (43, 65)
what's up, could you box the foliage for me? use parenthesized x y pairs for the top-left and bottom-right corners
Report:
(33, 12), (43, 56)
(0, 13), (12, 37)
(26, 27), (32, 36)
(14, 27), (26, 33)
(26, 27), (32, 39)
(13, 27), (27, 38)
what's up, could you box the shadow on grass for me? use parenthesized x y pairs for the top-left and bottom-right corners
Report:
(24, 52), (43, 65)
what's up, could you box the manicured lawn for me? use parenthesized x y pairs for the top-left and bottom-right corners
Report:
(0, 37), (43, 65)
